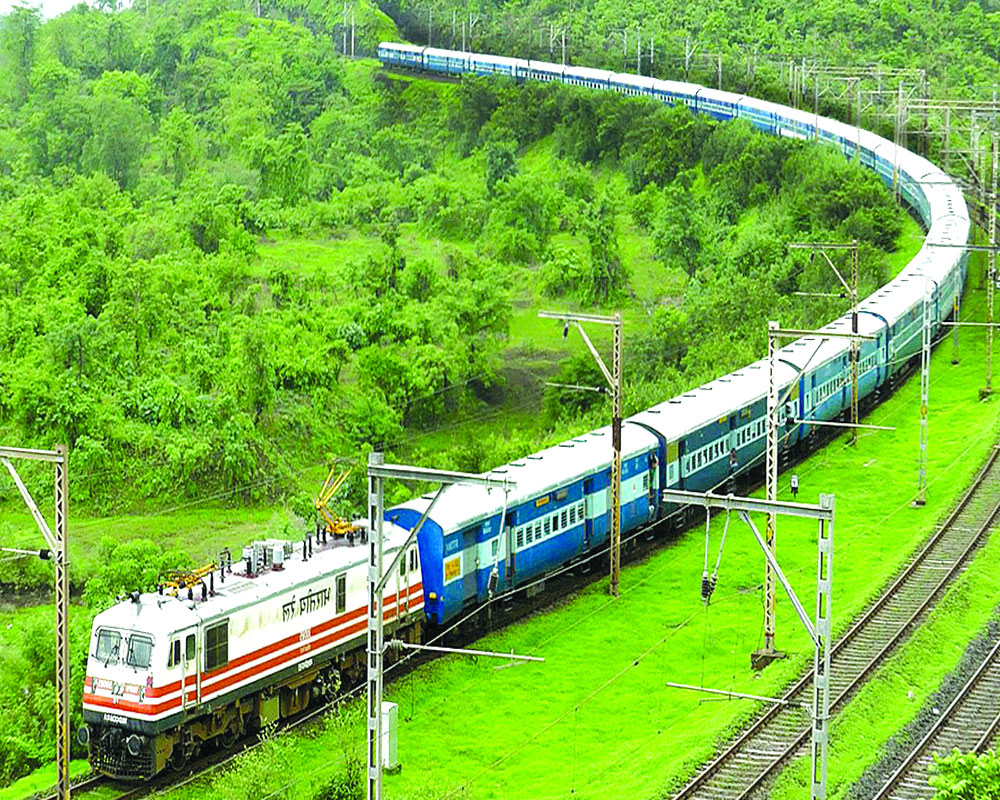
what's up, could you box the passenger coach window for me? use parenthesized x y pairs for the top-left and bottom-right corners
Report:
(205, 621), (229, 671)
(336, 574), (347, 614)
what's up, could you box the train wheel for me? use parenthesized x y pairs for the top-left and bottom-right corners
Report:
(169, 747), (187, 771)
(220, 727), (238, 749)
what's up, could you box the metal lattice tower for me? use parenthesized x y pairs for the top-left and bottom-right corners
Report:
(915, 282), (932, 506)
(987, 132), (997, 398)
(810, 497), (834, 800)
(764, 321), (779, 653)
(0, 446), (69, 800)
(610, 314), (622, 597)
(366, 452), (385, 800)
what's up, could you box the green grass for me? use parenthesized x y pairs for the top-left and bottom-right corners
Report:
(0, 760), (94, 800)
(149, 277), (1000, 800)
(0, 505), (281, 581)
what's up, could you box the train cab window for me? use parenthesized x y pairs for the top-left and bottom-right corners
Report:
(126, 634), (153, 669)
(409, 549), (418, 572)
(205, 621), (229, 672)
(400, 554), (407, 576)
(95, 629), (121, 664)
(336, 574), (347, 614)
(185, 634), (195, 662)
(168, 639), (181, 668)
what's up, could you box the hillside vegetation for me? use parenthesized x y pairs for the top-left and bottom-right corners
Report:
(0, 0), (912, 521)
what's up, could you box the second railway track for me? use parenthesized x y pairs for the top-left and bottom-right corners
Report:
(672, 444), (1000, 800)
(870, 631), (1000, 800)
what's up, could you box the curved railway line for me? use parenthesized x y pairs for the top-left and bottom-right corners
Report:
(672, 445), (1000, 800)
(869, 633), (1000, 800)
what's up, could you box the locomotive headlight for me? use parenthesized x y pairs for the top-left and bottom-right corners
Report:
(77, 726), (89, 746)
(126, 734), (143, 757)
(428, 592), (437, 600)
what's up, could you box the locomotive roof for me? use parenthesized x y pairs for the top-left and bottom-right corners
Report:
(91, 522), (414, 637)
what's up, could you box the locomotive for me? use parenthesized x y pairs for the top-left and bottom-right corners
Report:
(81, 44), (968, 780)
(81, 525), (422, 778)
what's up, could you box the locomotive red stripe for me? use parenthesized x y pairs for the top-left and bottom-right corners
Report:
(84, 587), (423, 718)
(139, 582), (422, 698)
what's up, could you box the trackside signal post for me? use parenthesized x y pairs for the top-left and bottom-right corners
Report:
(0, 446), (69, 800)
(539, 311), (623, 596)
(366, 454), (530, 800)
(664, 488), (834, 800)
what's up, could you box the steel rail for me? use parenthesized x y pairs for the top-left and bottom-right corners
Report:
(673, 445), (1000, 800)
(871, 635), (1000, 800)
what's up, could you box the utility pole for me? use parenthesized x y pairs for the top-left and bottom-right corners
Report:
(366, 455), (518, 800)
(350, 11), (355, 58)
(763, 322), (779, 659)
(539, 311), (623, 596)
(915, 280), (932, 506)
(0, 446), (69, 800)
(759, 325), (875, 666)
(985, 131), (997, 399)
(342, 2), (347, 55)
(788, 241), (861, 443)
(664, 488), (834, 800)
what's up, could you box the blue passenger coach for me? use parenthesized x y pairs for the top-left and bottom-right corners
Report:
(375, 42), (970, 630)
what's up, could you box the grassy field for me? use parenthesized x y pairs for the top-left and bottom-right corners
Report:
(140, 272), (1000, 800)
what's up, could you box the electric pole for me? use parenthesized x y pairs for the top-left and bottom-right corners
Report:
(366, 456), (517, 800)
(788, 241), (861, 444)
(984, 131), (997, 399)
(1, 446), (69, 800)
(539, 311), (623, 596)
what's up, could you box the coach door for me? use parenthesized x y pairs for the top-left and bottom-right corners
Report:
(583, 478), (594, 550)
(178, 628), (197, 710)
(462, 525), (479, 603)
(505, 518), (516, 583)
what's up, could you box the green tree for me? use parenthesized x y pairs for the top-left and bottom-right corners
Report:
(931, 750), (1000, 799)
(485, 138), (518, 197)
(82, 70), (151, 190)
(582, 189), (627, 304)
(156, 107), (200, 187)
(0, 4), (40, 107)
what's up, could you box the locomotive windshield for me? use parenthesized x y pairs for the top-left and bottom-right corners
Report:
(95, 629), (120, 665)
(93, 628), (153, 669)
(125, 634), (153, 669)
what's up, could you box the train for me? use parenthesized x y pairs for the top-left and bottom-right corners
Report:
(79, 43), (969, 780)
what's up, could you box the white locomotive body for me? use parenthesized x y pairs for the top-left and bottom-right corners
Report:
(81, 524), (422, 779)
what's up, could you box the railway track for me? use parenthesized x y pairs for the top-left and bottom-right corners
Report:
(672, 445), (1000, 800)
(869, 633), (1000, 800)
